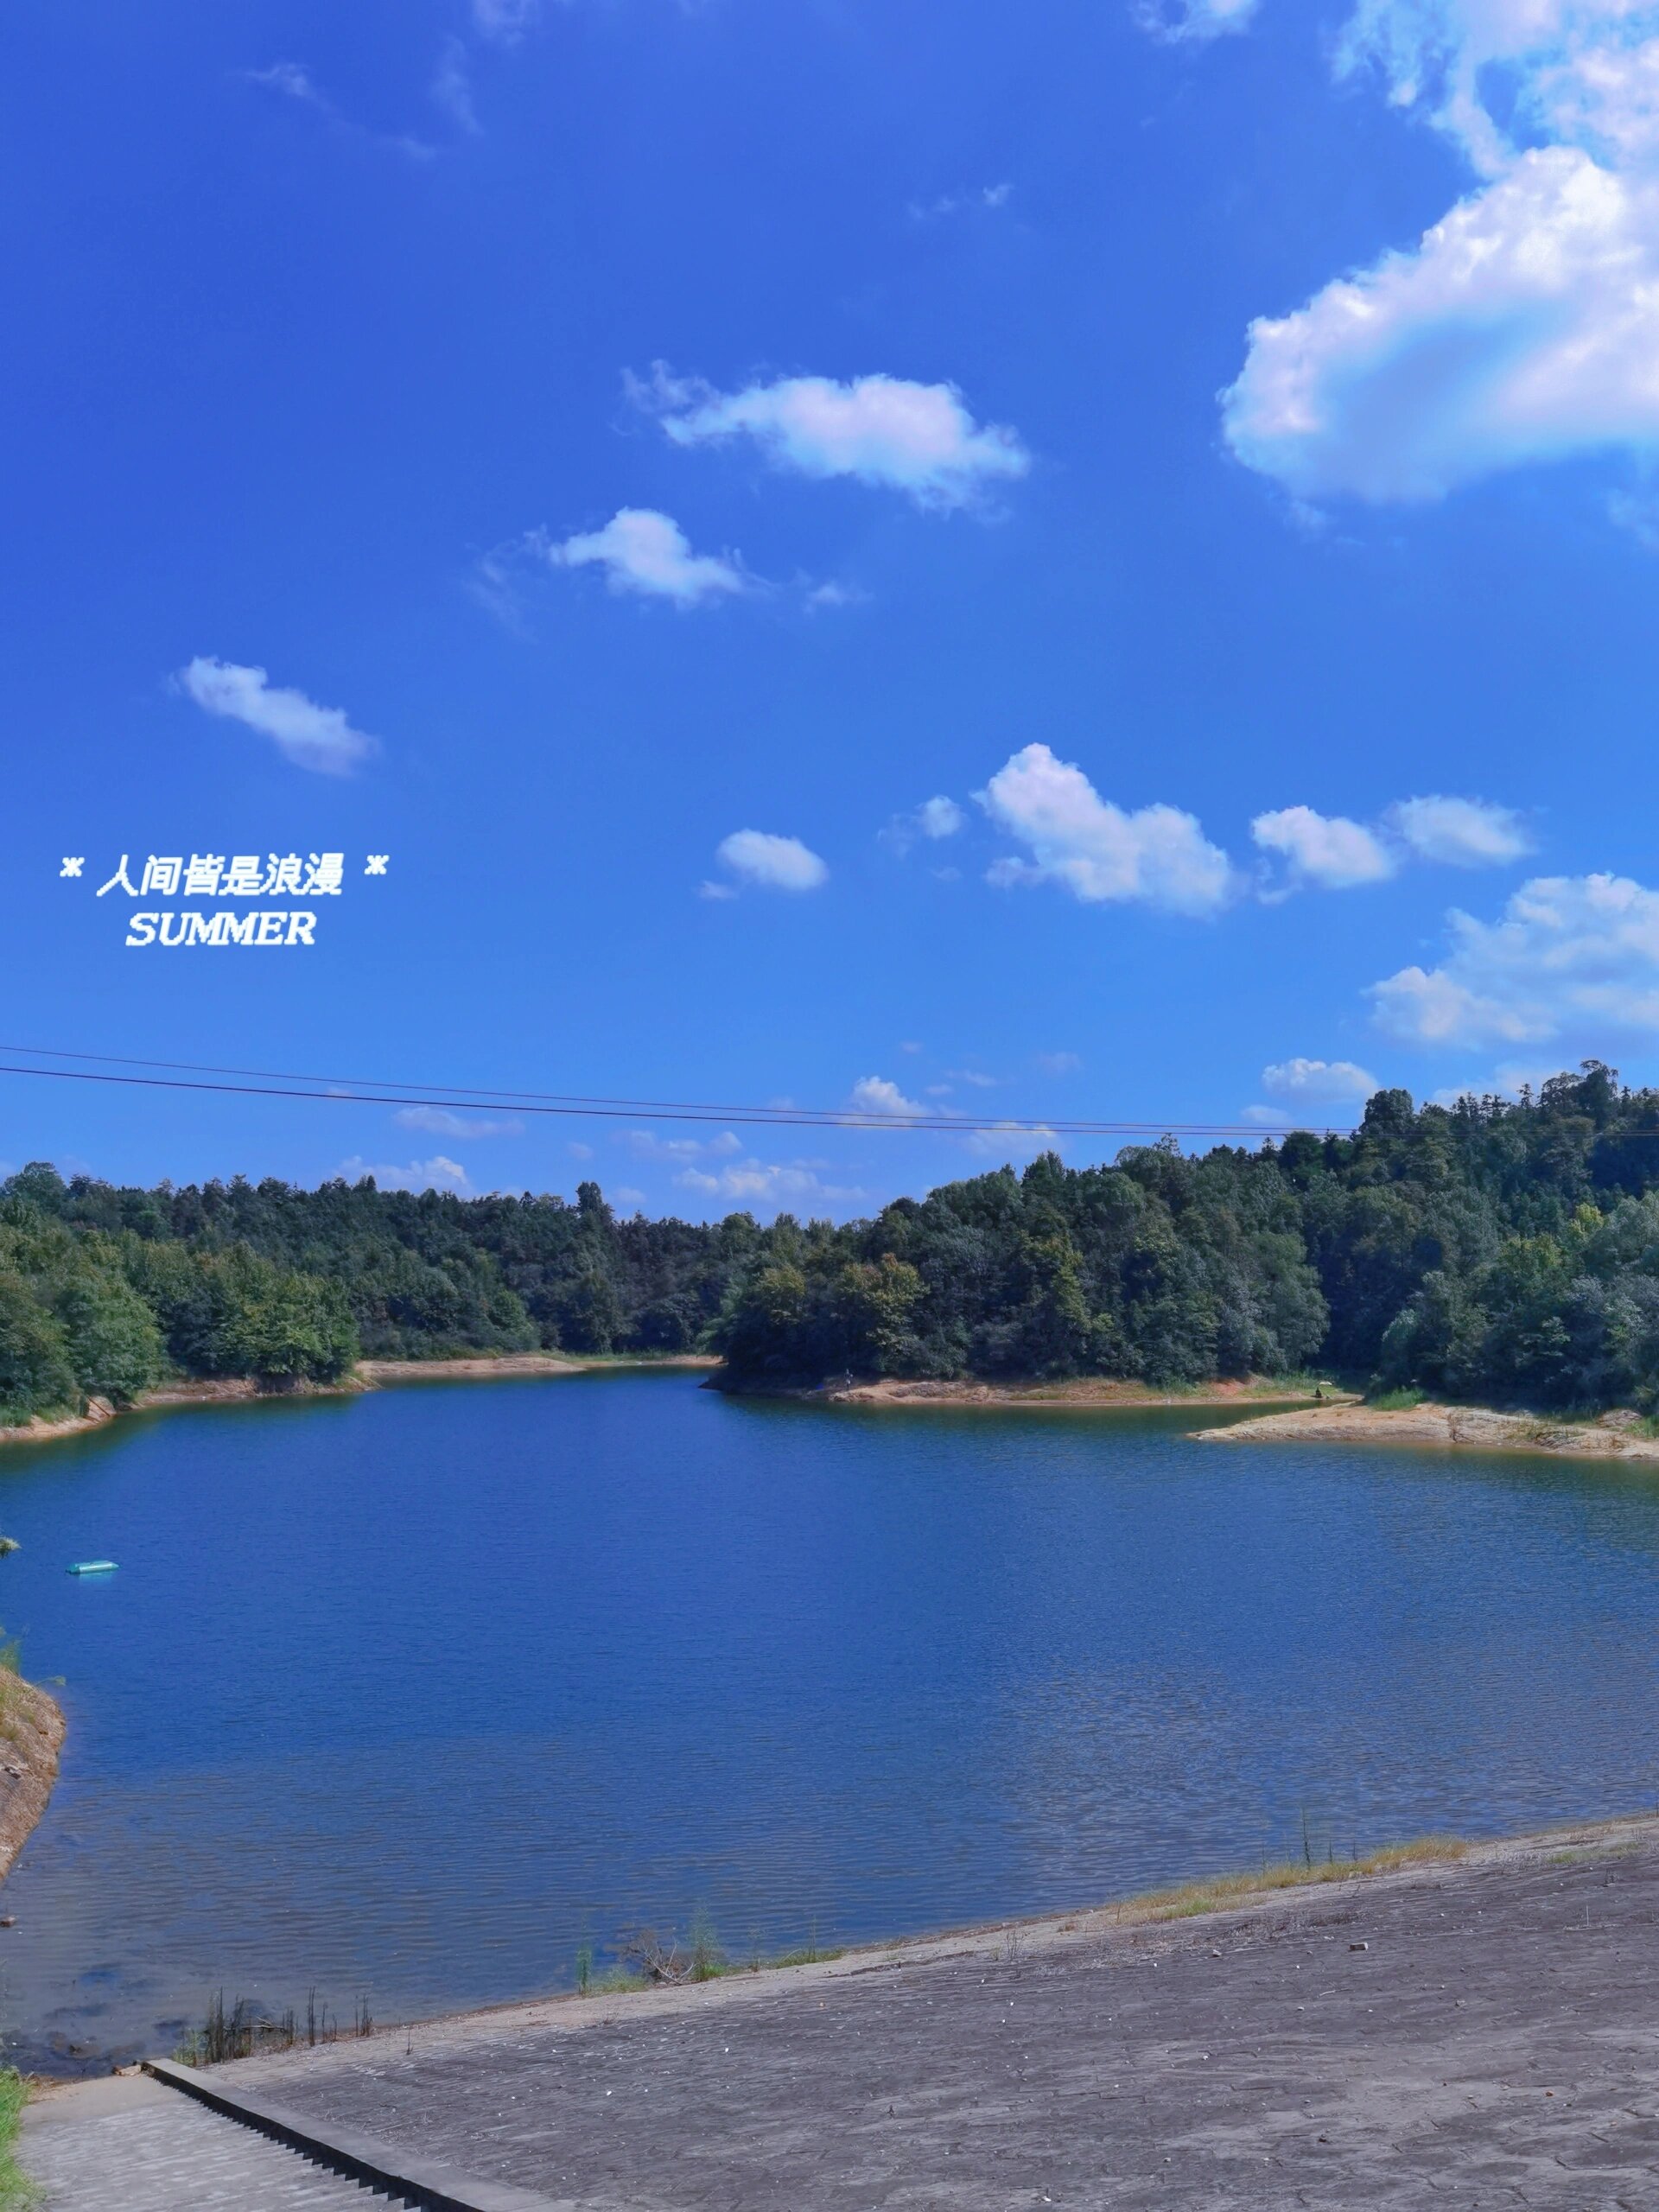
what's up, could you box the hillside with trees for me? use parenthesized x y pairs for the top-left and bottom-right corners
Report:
(5, 1062), (1659, 1424)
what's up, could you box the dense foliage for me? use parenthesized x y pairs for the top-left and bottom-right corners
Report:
(8, 1062), (1659, 1421)
(711, 1062), (1659, 1410)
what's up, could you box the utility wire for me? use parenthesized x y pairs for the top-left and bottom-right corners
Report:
(0, 1045), (1352, 1141)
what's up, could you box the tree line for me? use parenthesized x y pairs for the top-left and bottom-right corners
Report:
(5, 1061), (1659, 1422)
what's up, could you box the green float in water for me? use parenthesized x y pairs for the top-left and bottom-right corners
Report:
(67, 1560), (117, 1576)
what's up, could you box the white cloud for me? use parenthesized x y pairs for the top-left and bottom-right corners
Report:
(883, 794), (966, 855)
(612, 1185), (646, 1209)
(1388, 795), (1535, 867)
(1370, 871), (1659, 1044)
(1252, 805), (1395, 888)
(848, 1076), (926, 1118)
(393, 1106), (523, 1139)
(697, 880), (740, 901)
(245, 62), (323, 106)
(175, 658), (377, 775)
(337, 1154), (471, 1194)
(625, 1128), (742, 1160)
(473, 0), (540, 41)
(1261, 1056), (1379, 1102)
(1222, 0), (1659, 504)
(432, 40), (480, 134)
(980, 743), (1234, 916)
(1144, 0), (1261, 41)
(568, 1141), (594, 1160)
(547, 509), (747, 607)
(1240, 1104), (1294, 1127)
(908, 183), (1014, 219)
(675, 1160), (868, 1214)
(1036, 1050), (1083, 1075)
(963, 1121), (1061, 1160)
(641, 366), (1029, 510)
(918, 796), (965, 838)
(715, 830), (829, 893)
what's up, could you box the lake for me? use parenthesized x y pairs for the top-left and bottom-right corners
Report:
(1, 1370), (1656, 2069)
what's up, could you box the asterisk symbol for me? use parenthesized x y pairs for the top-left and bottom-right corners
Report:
(365, 855), (389, 876)
(60, 858), (84, 878)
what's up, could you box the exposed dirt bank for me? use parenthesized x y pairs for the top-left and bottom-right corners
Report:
(1196, 1398), (1659, 1461)
(715, 1371), (1344, 1411)
(0, 1375), (365, 1452)
(0, 1355), (720, 1452)
(358, 1354), (717, 1383)
(0, 1676), (63, 1886)
(227, 1815), (1659, 2210)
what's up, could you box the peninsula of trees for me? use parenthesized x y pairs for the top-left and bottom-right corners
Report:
(4, 1061), (1659, 1425)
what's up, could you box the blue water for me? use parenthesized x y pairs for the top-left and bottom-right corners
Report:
(1, 1371), (1657, 2068)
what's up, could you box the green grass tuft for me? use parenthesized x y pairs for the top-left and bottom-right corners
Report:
(0, 2068), (38, 2209)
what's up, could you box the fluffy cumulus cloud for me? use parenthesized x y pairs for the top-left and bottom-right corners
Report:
(640, 366), (1029, 510)
(980, 744), (1234, 915)
(847, 1075), (927, 1118)
(1223, 0), (1659, 500)
(336, 1154), (471, 1194)
(709, 830), (830, 893)
(176, 658), (377, 775)
(1252, 794), (1532, 891)
(1370, 871), (1659, 1044)
(1251, 805), (1395, 887)
(547, 509), (746, 606)
(1262, 1056), (1380, 1102)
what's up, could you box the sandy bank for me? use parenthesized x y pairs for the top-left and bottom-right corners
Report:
(719, 1372), (1338, 1411)
(223, 1814), (1659, 2210)
(1196, 1398), (1659, 1461)
(0, 1676), (63, 1886)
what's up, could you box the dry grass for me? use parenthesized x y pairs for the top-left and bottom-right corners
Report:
(1110, 1836), (1471, 1926)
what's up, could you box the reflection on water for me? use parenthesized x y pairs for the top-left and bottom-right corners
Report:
(1, 1375), (1656, 2067)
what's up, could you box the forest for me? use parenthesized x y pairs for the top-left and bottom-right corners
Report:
(5, 1062), (1659, 1423)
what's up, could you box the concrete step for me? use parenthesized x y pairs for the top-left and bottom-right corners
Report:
(22, 2074), (400, 2209)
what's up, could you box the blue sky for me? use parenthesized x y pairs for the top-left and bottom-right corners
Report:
(8, 0), (1659, 1217)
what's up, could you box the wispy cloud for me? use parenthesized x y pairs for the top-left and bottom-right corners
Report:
(242, 60), (435, 160)
(175, 658), (378, 776)
(675, 1160), (868, 1213)
(431, 39), (480, 134)
(1388, 797), (1534, 868)
(473, 0), (541, 42)
(394, 1106), (523, 1139)
(337, 1154), (471, 1194)
(907, 182), (1014, 220)
(634, 364), (1029, 511)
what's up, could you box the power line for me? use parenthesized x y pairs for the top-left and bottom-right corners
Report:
(0, 1045), (1353, 1141)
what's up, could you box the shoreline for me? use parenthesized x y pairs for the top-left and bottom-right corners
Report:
(0, 1353), (720, 1453)
(0, 1676), (63, 1888)
(212, 1807), (1652, 2070)
(714, 1372), (1344, 1412)
(1195, 1398), (1659, 1462)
